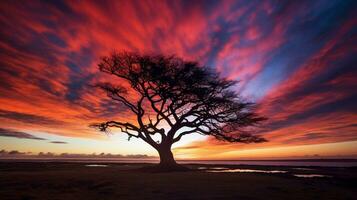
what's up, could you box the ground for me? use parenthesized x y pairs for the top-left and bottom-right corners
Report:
(0, 162), (356, 200)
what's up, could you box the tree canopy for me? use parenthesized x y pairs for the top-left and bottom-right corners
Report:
(91, 51), (266, 170)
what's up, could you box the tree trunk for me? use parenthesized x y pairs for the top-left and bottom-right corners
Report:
(158, 145), (177, 167)
(155, 145), (188, 171)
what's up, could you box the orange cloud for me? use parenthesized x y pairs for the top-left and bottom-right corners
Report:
(0, 1), (356, 158)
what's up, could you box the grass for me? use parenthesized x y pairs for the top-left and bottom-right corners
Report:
(0, 162), (356, 200)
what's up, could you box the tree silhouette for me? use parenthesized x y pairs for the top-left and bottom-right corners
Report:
(91, 51), (266, 171)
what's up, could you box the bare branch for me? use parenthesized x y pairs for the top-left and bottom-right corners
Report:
(91, 51), (267, 156)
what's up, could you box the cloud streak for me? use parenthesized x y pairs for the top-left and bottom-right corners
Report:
(50, 141), (68, 144)
(0, 0), (356, 157)
(0, 128), (46, 140)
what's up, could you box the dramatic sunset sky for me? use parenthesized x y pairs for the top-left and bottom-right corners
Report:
(0, 0), (356, 159)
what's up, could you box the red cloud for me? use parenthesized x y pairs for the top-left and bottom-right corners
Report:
(0, 1), (356, 158)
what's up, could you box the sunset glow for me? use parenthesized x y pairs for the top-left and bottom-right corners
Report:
(0, 0), (356, 159)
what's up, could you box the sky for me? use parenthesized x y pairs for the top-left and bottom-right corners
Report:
(0, 0), (356, 159)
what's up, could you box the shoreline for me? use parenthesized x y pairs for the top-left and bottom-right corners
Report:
(1, 158), (357, 167)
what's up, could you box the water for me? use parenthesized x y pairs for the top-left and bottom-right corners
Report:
(292, 167), (315, 171)
(198, 167), (227, 170)
(177, 160), (357, 167)
(1, 158), (357, 167)
(293, 174), (332, 178)
(206, 169), (288, 173)
(202, 167), (331, 178)
(85, 164), (108, 167)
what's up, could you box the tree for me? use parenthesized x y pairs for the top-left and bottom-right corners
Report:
(90, 51), (266, 171)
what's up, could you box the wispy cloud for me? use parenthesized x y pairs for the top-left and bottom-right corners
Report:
(0, 110), (63, 125)
(0, 0), (356, 156)
(50, 141), (68, 144)
(0, 128), (45, 140)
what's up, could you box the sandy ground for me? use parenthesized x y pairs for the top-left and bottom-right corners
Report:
(0, 162), (356, 200)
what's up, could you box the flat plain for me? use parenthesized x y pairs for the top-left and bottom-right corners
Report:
(0, 162), (356, 200)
